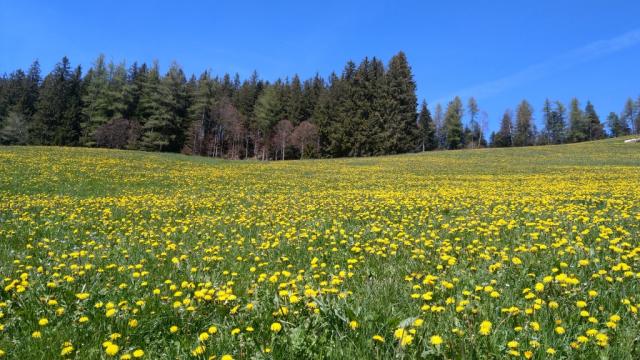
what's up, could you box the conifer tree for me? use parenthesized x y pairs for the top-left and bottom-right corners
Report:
(493, 110), (513, 147)
(583, 101), (604, 140)
(513, 100), (534, 146)
(33, 56), (78, 145)
(383, 52), (418, 153)
(444, 96), (464, 149)
(568, 98), (587, 143)
(417, 100), (435, 151)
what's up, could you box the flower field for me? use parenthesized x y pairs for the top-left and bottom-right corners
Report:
(1, 138), (640, 359)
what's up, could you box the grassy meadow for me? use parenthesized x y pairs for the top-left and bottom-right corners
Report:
(1, 138), (639, 359)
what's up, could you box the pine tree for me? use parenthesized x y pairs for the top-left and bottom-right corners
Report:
(543, 99), (567, 144)
(62, 65), (83, 145)
(513, 100), (534, 146)
(80, 55), (110, 145)
(493, 110), (513, 147)
(568, 98), (587, 143)
(33, 56), (79, 145)
(607, 112), (629, 137)
(583, 101), (604, 140)
(444, 97), (464, 149)
(253, 86), (281, 159)
(383, 52), (418, 153)
(467, 97), (480, 148)
(417, 100), (435, 151)
(138, 62), (175, 151)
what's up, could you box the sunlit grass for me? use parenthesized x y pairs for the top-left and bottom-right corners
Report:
(1, 137), (639, 359)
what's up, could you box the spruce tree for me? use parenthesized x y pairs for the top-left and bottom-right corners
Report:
(80, 55), (110, 145)
(417, 100), (435, 151)
(383, 52), (418, 153)
(513, 100), (534, 146)
(33, 56), (77, 145)
(568, 98), (587, 143)
(583, 101), (604, 140)
(494, 110), (513, 147)
(607, 112), (629, 137)
(444, 96), (464, 149)
(138, 62), (174, 151)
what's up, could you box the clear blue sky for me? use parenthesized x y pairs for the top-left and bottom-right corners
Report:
(1, 0), (639, 132)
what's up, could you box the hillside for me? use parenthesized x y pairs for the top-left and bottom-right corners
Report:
(0, 138), (639, 359)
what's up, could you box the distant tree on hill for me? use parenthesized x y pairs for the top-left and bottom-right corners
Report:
(607, 112), (629, 137)
(417, 100), (435, 151)
(621, 98), (635, 135)
(583, 101), (604, 140)
(3, 52), (639, 156)
(568, 98), (588, 143)
(493, 110), (513, 147)
(543, 99), (566, 144)
(513, 100), (534, 146)
(444, 97), (464, 149)
(467, 97), (481, 148)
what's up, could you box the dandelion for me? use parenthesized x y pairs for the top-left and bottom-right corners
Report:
(191, 346), (205, 356)
(132, 349), (144, 358)
(479, 320), (492, 335)
(75, 293), (90, 300)
(105, 343), (119, 356)
(270, 322), (282, 333)
(349, 320), (358, 330)
(38, 318), (49, 326)
(430, 335), (443, 345)
(372, 335), (385, 343)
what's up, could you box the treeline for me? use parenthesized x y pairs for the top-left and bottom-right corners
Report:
(1, 53), (639, 159)
(488, 97), (640, 147)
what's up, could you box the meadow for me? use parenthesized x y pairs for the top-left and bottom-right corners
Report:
(1, 138), (639, 359)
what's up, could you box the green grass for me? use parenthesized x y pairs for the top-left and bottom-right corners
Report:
(0, 137), (639, 359)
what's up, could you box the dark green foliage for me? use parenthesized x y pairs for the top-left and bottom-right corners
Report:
(607, 112), (629, 138)
(493, 110), (513, 147)
(1, 53), (635, 157)
(584, 101), (605, 140)
(543, 99), (567, 144)
(417, 100), (435, 151)
(444, 96), (464, 149)
(568, 98), (587, 143)
(513, 100), (534, 146)
(32, 57), (82, 145)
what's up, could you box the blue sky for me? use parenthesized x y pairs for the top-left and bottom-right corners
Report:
(1, 0), (639, 132)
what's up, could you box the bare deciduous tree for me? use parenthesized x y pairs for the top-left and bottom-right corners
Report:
(291, 121), (319, 159)
(273, 119), (293, 160)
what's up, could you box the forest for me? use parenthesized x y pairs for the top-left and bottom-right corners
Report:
(1, 52), (639, 159)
